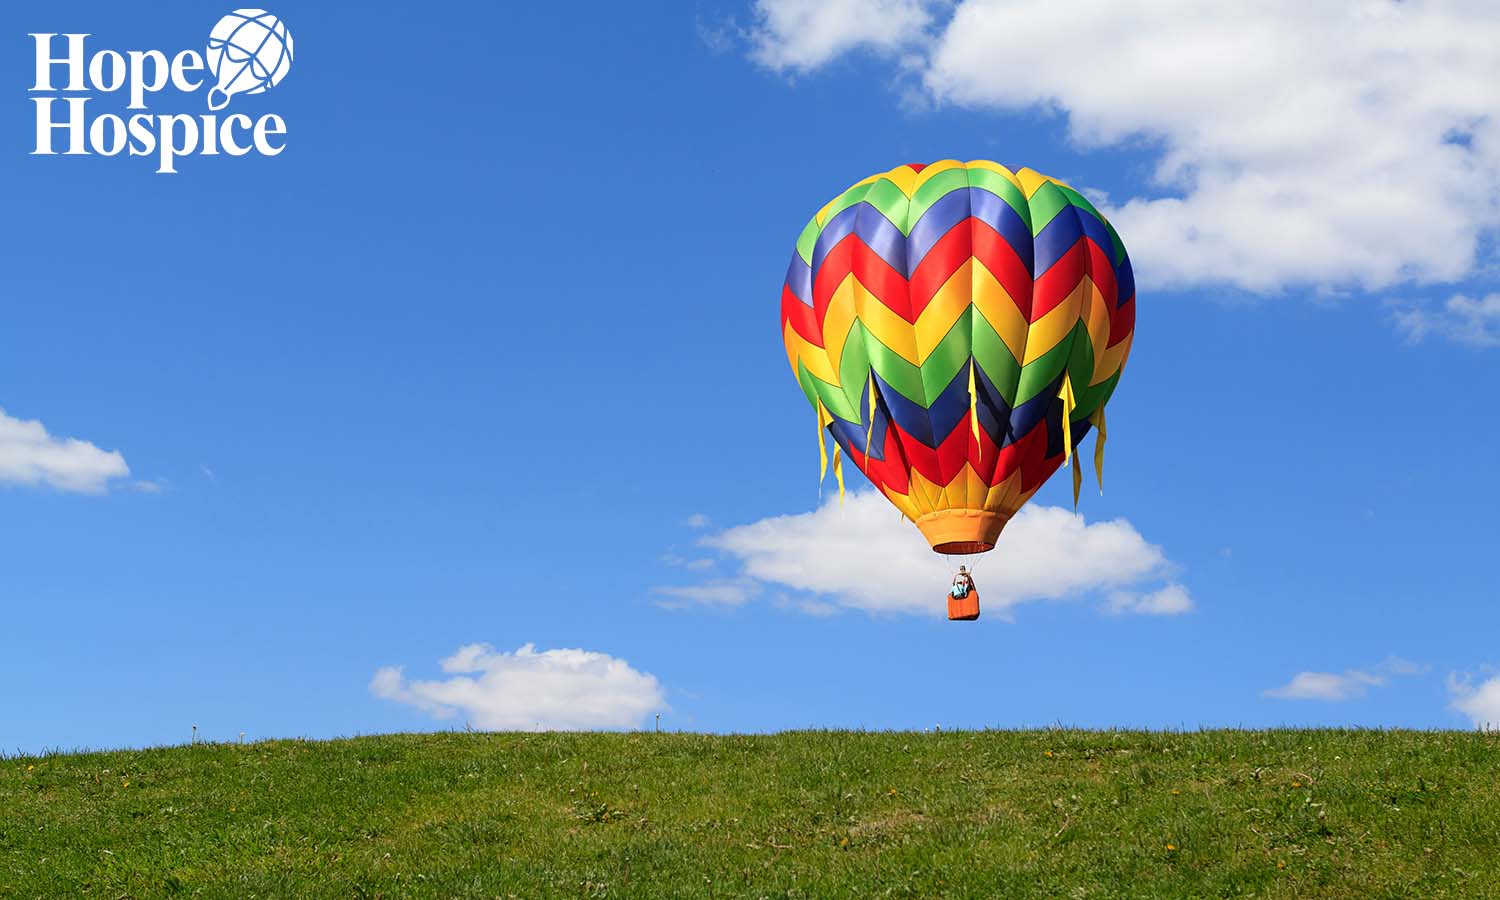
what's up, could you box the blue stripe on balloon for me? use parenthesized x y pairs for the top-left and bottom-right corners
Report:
(1033, 206), (1085, 278)
(1116, 254), (1135, 308)
(907, 188), (1033, 277)
(971, 362), (1013, 446)
(1075, 208), (1115, 263)
(1006, 382), (1060, 451)
(854, 202), (908, 276)
(810, 203), (907, 278)
(784, 253), (812, 306)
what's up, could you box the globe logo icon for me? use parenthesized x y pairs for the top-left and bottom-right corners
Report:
(205, 9), (293, 111)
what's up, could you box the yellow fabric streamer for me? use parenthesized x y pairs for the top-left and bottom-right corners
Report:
(1071, 448), (1083, 509)
(833, 444), (845, 505)
(864, 377), (877, 459)
(1090, 406), (1107, 495)
(968, 360), (981, 443)
(1057, 374), (1077, 468)
(816, 400), (829, 493)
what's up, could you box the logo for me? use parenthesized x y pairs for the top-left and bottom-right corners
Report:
(30, 9), (295, 174)
(206, 11), (294, 111)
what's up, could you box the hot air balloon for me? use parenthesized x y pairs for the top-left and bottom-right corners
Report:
(778, 161), (1135, 620)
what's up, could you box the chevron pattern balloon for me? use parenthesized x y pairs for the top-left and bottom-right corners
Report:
(780, 160), (1136, 554)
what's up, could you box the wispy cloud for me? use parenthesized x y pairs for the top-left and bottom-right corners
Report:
(1105, 583), (1194, 617)
(0, 408), (130, 493)
(1392, 293), (1500, 348)
(371, 643), (665, 731)
(684, 513), (711, 529)
(749, 0), (1500, 295)
(1448, 670), (1500, 730)
(660, 491), (1185, 618)
(651, 579), (760, 609)
(748, 0), (936, 74)
(1263, 657), (1425, 702)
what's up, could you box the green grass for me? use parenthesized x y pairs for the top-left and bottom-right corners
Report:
(3, 730), (1498, 898)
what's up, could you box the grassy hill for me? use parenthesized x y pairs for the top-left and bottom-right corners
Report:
(3, 730), (1498, 898)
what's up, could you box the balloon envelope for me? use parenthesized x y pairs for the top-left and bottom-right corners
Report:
(779, 161), (1135, 553)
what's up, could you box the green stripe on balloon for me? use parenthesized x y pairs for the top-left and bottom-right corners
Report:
(1015, 335), (1074, 406)
(909, 168), (972, 224)
(861, 329), (927, 407)
(809, 370), (860, 423)
(794, 216), (821, 266)
(1027, 181), (1074, 238)
(917, 320), (973, 405)
(1072, 369), (1121, 422)
(795, 361), (819, 409)
(836, 328), (872, 422)
(971, 313), (1021, 408)
(1103, 219), (1128, 268)
(965, 169), (1031, 229)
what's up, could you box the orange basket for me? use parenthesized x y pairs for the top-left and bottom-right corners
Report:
(947, 591), (980, 621)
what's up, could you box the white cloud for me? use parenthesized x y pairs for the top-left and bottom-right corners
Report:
(1264, 657), (1424, 701)
(661, 552), (715, 572)
(685, 513), (711, 529)
(1392, 293), (1500, 347)
(752, 0), (1500, 294)
(371, 642), (665, 731)
(749, 0), (935, 74)
(0, 408), (131, 493)
(1106, 583), (1193, 616)
(675, 490), (1179, 617)
(651, 579), (760, 608)
(1448, 672), (1500, 729)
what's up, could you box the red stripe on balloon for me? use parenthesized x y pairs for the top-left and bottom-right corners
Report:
(781, 285), (823, 347)
(908, 223), (973, 318)
(811, 235), (915, 324)
(969, 218), (1034, 321)
(1031, 239), (1087, 322)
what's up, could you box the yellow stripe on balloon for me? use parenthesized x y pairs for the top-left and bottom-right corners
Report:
(913, 259), (974, 364)
(964, 159), (1023, 191)
(970, 258), (1028, 362)
(913, 159), (965, 190)
(1097, 330), (1133, 381)
(1082, 277), (1112, 384)
(882, 166), (919, 198)
(984, 467), (1026, 516)
(1015, 168), (1053, 199)
(852, 278), (921, 365)
(901, 464), (1033, 520)
(880, 484), (921, 522)
(1023, 279), (1090, 365)
(782, 322), (839, 384)
(821, 274), (859, 376)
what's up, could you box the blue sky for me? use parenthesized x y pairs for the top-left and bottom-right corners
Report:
(3, 0), (1498, 753)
